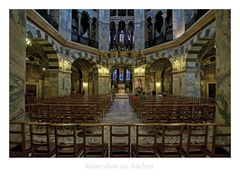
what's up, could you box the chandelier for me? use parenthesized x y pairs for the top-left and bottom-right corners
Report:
(98, 49), (146, 68)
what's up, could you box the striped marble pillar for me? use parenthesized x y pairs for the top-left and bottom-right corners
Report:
(215, 10), (231, 124)
(9, 10), (26, 121)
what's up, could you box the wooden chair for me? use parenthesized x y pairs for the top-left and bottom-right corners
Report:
(156, 106), (171, 123)
(131, 124), (157, 157)
(207, 124), (230, 157)
(156, 124), (184, 157)
(10, 121), (31, 157)
(182, 124), (209, 157)
(110, 125), (130, 157)
(82, 124), (108, 157)
(28, 122), (55, 157)
(51, 123), (84, 157)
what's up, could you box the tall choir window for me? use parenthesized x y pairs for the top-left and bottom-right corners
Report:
(113, 69), (118, 80)
(119, 68), (124, 81)
(126, 69), (131, 80)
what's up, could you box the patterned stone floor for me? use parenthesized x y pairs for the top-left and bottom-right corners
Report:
(102, 98), (139, 124)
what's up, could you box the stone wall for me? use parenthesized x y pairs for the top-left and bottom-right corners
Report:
(10, 10), (26, 121)
(215, 10), (231, 124)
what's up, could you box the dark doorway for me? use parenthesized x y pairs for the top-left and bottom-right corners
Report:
(26, 84), (37, 97)
(208, 83), (216, 98)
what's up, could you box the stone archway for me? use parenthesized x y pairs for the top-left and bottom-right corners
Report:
(71, 58), (98, 95)
(145, 58), (172, 95)
(110, 66), (134, 95)
(25, 38), (60, 98)
(26, 26), (62, 98)
(184, 37), (215, 97)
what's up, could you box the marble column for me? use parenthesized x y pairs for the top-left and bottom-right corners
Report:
(162, 12), (167, 37)
(172, 10), (185, 39)
(134, 9), (145, 50)
(43, 69), (59, 98)
(155, 71), (161, 93)
(10, 10), (26, 122)
(83, 70), (89, 95)
(215, 10), (231, 124)
(181, 70), (201, 97)
(172, 72), (182, 96)
(78, 12), (83, 36)
(151, 19), (155, 40)
(98, 76), (110, 94)
(98, 10), (110, 51)
(59, 71), (72, 96)
(88, 18), (92, 40)
(59, 10), (72, 41)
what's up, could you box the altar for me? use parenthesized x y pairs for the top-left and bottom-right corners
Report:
(117, 83), (126, 95)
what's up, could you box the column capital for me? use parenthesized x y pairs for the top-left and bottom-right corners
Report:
(162, 12), (167, 19)
(89, 18), (93, 23)
(78, 12), (82, 19)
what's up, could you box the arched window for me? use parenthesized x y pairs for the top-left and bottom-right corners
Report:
(126, 69), (131, 80)
(112, 69), (118, 80)
(119, 68), (124, 81)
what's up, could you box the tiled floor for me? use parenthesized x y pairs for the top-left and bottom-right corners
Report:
(103, 97), (139, 124)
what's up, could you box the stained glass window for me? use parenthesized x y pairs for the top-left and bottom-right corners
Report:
(119, 68), (124, 81)
(113, 69), (117, 80)
(126, 69), (131, 80)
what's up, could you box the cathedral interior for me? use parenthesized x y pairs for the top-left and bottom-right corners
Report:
(9, 9), (231, 158)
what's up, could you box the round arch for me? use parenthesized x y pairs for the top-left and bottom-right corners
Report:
(71, 57), (98, 95)
(145, 57), (173, 95)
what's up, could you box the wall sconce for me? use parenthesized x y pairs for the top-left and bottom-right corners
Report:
(64, 60), (70, 64)
(83, 82), (88, 88)
(156, 82), (160, 88)
(26, 38), (32, 46)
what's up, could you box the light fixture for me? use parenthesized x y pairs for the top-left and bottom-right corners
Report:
(26, 57), (29, 61)
(42, 67), (46, 71)
(26, 38), (32, 46)
(64, 60), (70, 64)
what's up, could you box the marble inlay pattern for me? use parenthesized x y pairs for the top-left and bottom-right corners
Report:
(10, 10), (26, 121)
(215, 10), (231, 124)
(43, 70), (59, 97)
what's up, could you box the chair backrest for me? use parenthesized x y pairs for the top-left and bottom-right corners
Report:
(210, 124), (230, 157)
(184, 124), (209, 157)
(51, 123), (84, 157)
(10, 121), (31, 157)
(81, 124), (108, 157)
(134, 124), (157, 157)
(110, 125), (130, 157)
(28, 122), (55, 157)
(160, 124), (184, 157)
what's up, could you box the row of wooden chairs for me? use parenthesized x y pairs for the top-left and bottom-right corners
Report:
(28, 104), (104, 123)
(10, 122), (230, 157)
(26, 95), (113, 116)
(129, 95), (215, 113)
(139, 105), (215, 123)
